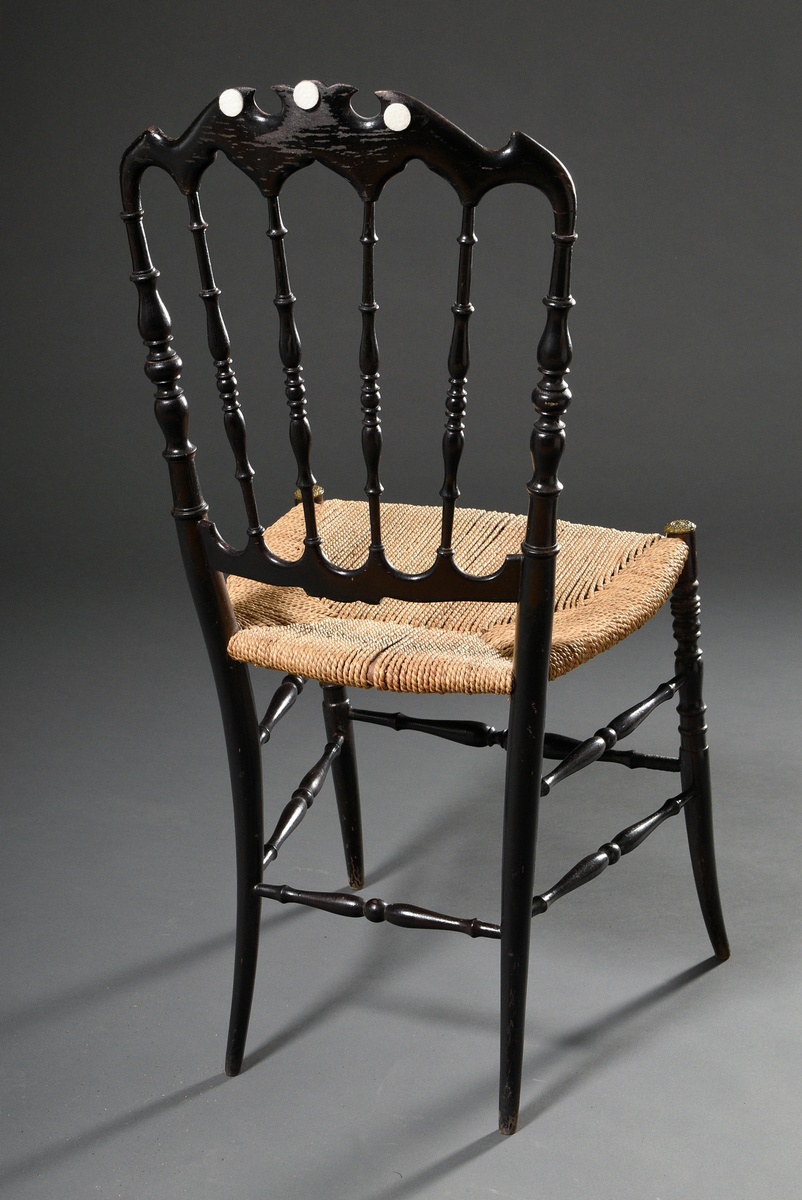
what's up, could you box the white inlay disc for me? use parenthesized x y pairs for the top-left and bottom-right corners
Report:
(293, 80), (320, 110)
(383, 102), (411, 131)
(218, 89), (244, 117)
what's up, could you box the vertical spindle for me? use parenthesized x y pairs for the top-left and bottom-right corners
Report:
(267, 194), (319, 544)
(122, 201), (205, 520)
(359, 200), (383, 549)
(187, 191), (262, 537)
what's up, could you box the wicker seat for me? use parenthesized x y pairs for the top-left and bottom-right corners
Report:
(228, 500), (690, 692)
(122, 80), (729, 1137)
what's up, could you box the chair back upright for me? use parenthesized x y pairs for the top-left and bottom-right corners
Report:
(121, 82), (577, 609)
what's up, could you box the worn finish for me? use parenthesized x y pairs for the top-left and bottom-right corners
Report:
(120, 82), (576, 211)
(122, 82), (728, 1136)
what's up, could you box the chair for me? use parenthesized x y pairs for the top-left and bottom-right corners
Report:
(120, 80), (729, 1135)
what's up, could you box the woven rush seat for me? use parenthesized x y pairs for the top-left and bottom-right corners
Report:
(227, 500), (689, 693)
(123, 83), (731, 1135)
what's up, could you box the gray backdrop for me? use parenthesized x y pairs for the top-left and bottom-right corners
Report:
(3, 0), (801, 586)
(2, 3), (800, 1198)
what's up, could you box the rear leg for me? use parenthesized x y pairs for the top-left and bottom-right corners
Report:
(322, 684), (364, 889)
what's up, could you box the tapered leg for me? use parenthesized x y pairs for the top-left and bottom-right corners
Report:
(499, 551), (553, 1135)
(222, 659), (265, 1074)
(499, 728), (544, 1135)
(175, 523), (265, 1076)
(668, 523), (730, 961)
(322, 684), (364, 889)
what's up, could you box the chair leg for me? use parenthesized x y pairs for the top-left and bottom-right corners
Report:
(172, 517), (264, 1076)
(499, 635), (549, 1135)
(221, 660), (265, 1075)
(322, 684), (364, 889)
(499, 767), (541, 1133)
(669, 525), (730, 962)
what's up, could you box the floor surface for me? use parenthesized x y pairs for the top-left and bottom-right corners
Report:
(2, 578), (800, 1199)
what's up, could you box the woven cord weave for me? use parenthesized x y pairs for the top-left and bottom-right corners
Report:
(226, 500), (687, 693)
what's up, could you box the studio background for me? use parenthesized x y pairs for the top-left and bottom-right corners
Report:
(2, 3), (800, 1198)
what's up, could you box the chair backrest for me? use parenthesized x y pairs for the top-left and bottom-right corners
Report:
(121, 82), (577, 605)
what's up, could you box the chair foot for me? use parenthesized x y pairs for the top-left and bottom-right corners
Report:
(322, 684), (365, 889)
(498, 1112), (518, 1137)
(225, 890), (262, 1074)
(684, 768), (730, 961)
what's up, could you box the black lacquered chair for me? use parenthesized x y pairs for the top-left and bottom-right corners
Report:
(121, 81), (729, 1135)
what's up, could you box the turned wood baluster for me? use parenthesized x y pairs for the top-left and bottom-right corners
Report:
(258, 674), (305, 744)
(540, 677), (682, 794)
(348, 706), (507, 748)
(667, 522), (730, 959)
(531, 789), (692, 915)
(527, 232), (577, 547)
(122, 206), (204, 519)
(267, 194), (319, 543)
(187, 191), (262, 536)
(255, 883), (501, 939)
(359, 200), (383, 549)
(440, 204), (477, 551)
(262, 737), (343, 868)
(541, 732), (680, 773)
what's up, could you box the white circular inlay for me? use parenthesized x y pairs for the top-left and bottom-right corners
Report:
(383, 102), (411, 132)
(293, 80), (320, 110)
(219, 89), (244, 117)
